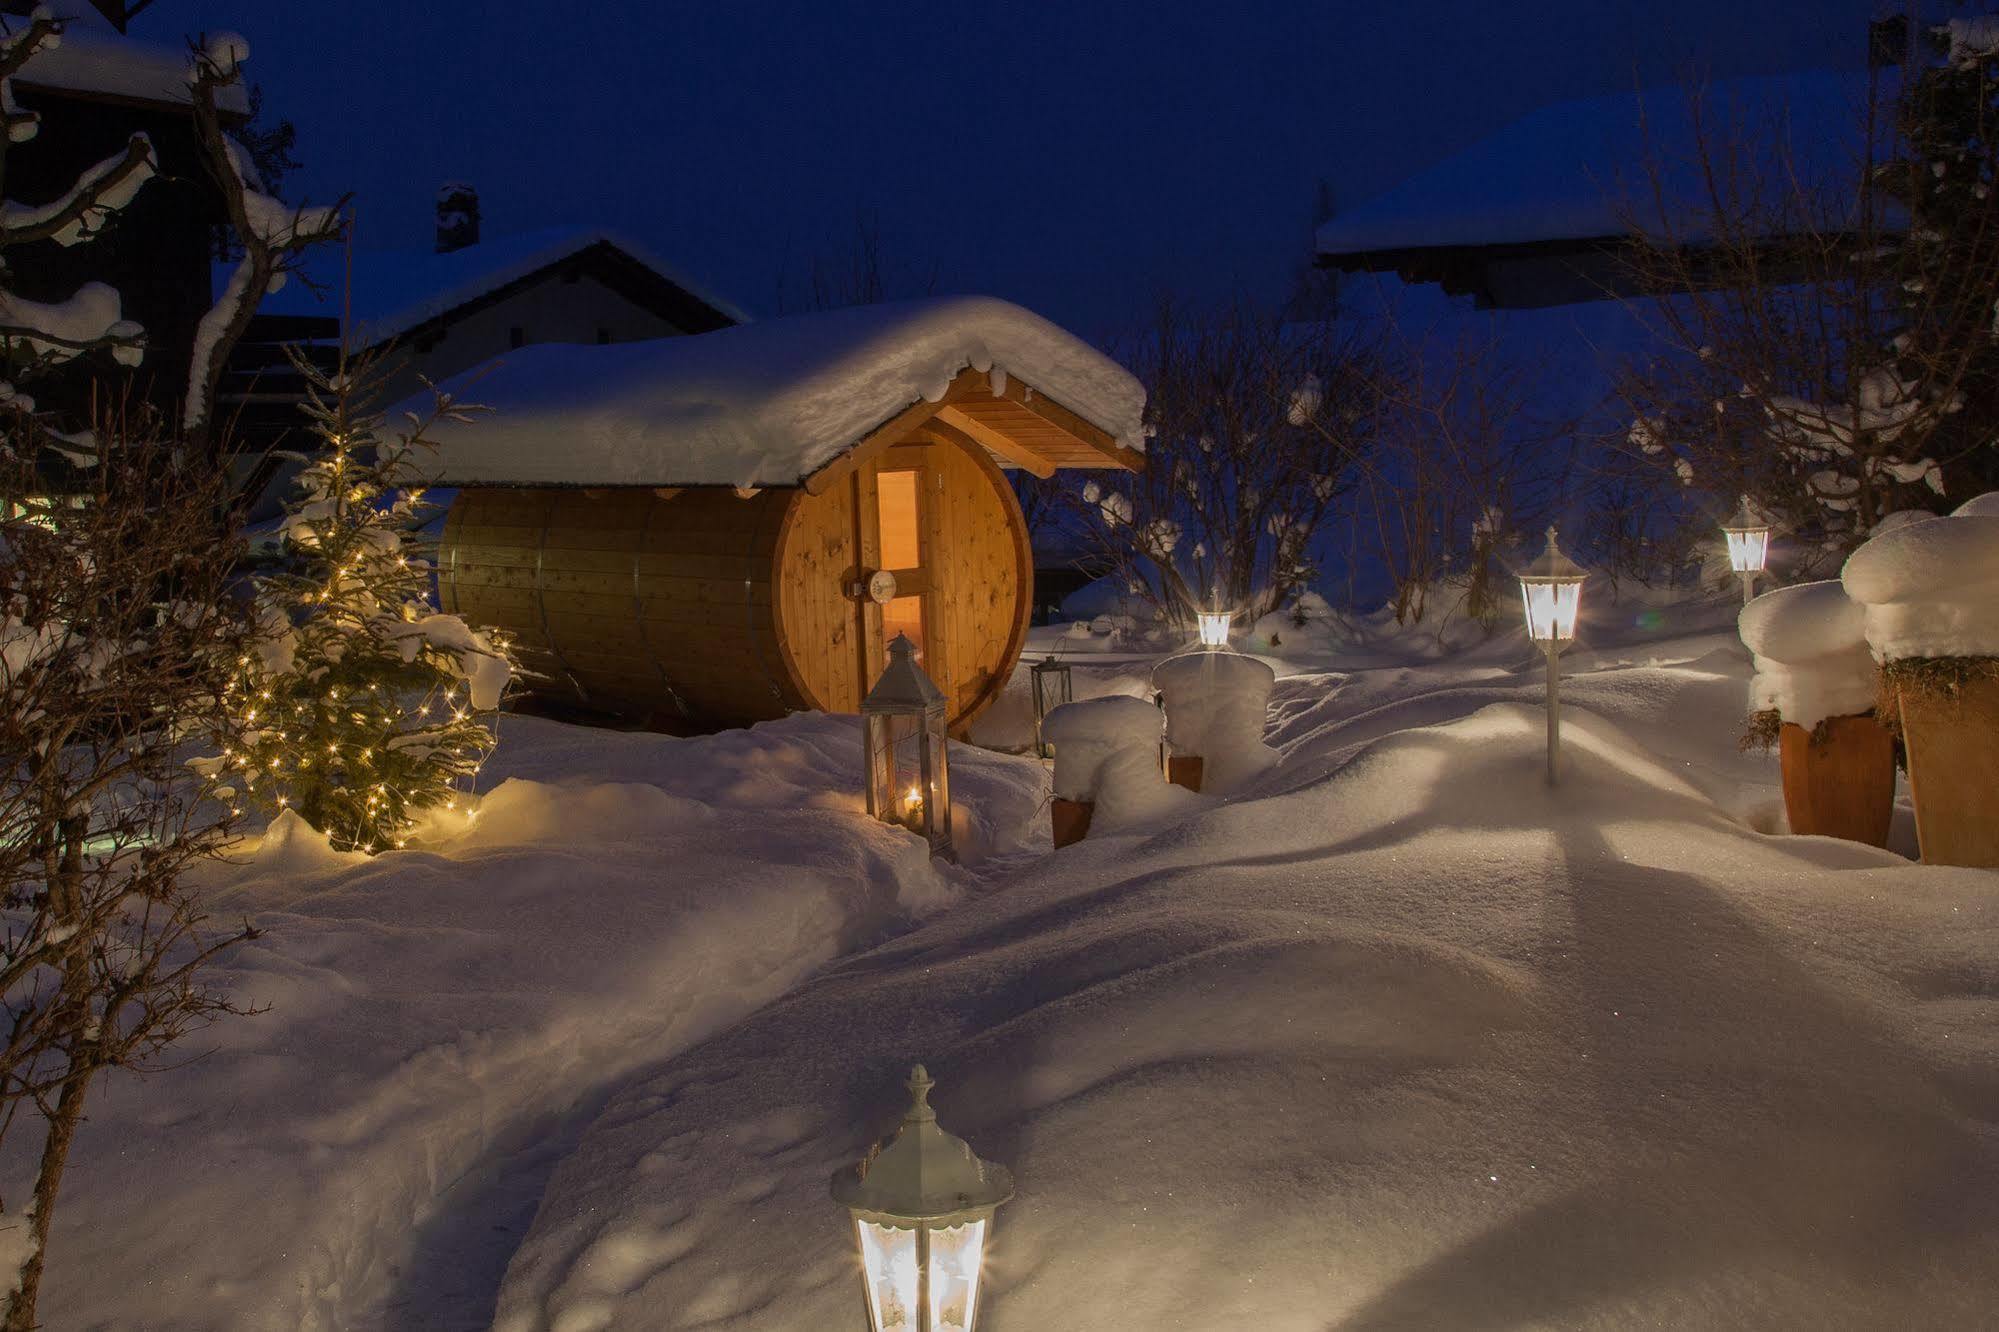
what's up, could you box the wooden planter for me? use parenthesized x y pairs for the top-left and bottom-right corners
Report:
(1778, 713), (1894, 848)
(1166, 755), (1204, 793)
(1898, 673), (1999, 868)
(1051, 798), (1093, 849)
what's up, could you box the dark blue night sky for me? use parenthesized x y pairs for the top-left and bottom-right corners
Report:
(171, 0), (1880, 338)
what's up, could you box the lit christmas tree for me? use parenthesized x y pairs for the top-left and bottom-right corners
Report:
(225, 349), (511, 852)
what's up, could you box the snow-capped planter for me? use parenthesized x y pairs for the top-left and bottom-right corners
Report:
(1149, 652), (1278, 795)
(1737, 581), (1894, 846)
(1040, 695), (1164, 847)
(1842, 498), (1999, 866)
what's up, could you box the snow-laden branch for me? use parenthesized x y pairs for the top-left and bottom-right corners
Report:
(0, 282), (142, 368)
(183, 32), (343, 440)
(0, 133), (154, 248)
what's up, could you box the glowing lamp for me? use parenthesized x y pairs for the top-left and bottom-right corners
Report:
(1028, 655), (1072, 760)
(832, 1065), (1013, 1332)
(1720, 496), (1771, 605)
(1517, 527), (1588, 784)
(862, 634), (953, 858)
(1518, 526), (1586, 645)
(1196, 609), (1232, 649)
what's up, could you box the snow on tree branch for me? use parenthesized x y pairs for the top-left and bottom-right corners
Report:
(0, 133), (154, 247)
(0, 282), (142, 369)
(183, 31), (343, 440)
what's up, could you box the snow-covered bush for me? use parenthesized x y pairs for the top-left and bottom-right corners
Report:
(223, 350), (512, 852)
(1063, 297), (1385, 637)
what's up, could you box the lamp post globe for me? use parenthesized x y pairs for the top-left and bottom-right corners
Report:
(1518, 526), (1589, 785)
(832, 1065), (1014, 1332)
(1720, 496), (1772, 605)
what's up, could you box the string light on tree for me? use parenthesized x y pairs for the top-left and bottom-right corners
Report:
(219, 347), (512, 852)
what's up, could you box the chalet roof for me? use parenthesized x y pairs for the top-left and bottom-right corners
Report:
(418, 295), (1148, 490)
(9, 11), (250, 114)
(246, 226), (746, 345)
(1316, 70), (1879, 264)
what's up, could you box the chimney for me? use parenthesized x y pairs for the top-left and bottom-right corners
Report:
(435, 181), (480, 254)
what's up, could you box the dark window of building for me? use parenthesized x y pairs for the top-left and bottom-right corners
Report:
(508, 326), (526, 349)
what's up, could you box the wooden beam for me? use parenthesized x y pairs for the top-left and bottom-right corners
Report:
(801, 390), (950, 495)
(994, 377), (1144, 472)
(930, 408), (1057, 478)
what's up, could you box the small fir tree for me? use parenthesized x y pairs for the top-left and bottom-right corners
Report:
(228, 349), (510, 852)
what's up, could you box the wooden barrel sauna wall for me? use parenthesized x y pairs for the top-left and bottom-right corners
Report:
(438, 431), (1032, 731)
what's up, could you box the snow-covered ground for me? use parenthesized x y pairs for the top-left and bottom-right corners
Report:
(41, 595), (1999, 1328)
(489, 600), (1999, 1330)
(33, 715), (1048, 1330)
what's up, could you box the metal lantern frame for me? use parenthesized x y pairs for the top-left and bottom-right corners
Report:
(832, 1065), (1014, 1332)
(1028, 655), (1072, 761)
(1518, 526), (1589, 785)
(1720, 495), (1772, 605)
(1196, 609), (1232, 649)
(863, 634), (953, 858)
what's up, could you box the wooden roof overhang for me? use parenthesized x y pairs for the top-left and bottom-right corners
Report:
(800, 364), (1143, 497)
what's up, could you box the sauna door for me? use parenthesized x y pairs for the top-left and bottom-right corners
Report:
(859, 444), (937, 694)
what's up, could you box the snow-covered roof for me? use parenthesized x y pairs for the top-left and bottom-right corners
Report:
(247, 226), (747, 345)
(420, 296), (1148, 489)
(1317, 71), (1877, 260)
(10, 10), (249, 114)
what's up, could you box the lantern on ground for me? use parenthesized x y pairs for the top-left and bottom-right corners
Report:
(1720, 496), (1771, 605)
(863, 634), (952, 858)
(1028, 655), (1072, 760)
(832, 1065), (1013, 1332)
(1518, 526), (1588, 784)
(1196, 607), (1231, 649)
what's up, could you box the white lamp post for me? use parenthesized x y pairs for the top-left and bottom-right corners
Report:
(1196, 607), (1231, 649)
(832, 1065), (1013, 1332)
(862, 635), (952, 858)
(1518, 526), (1588, 785)
(1720, 496), (1771, 606)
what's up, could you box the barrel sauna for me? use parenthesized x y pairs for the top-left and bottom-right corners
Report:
(439, 432), (1033, 730)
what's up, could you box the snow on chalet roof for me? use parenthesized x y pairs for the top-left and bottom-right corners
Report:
(247, 226), (748, 345)
(1316, 70), (1877, 260)
(419, 296), (1148, 490)
(9, 10), (249, 114)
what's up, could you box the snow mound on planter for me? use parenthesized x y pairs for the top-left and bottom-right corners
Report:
(1951, 490), (1999, 518)
(1042, 694), (1161, 802)
(1842, 511), (1999, 661)
(1736, 580), (1877, 729)
(35, 711), (1051, 1330)
(1150, 650), (1280, 792)
(419, 296), (1147, 489)
(492, 682), (1999, 1332)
